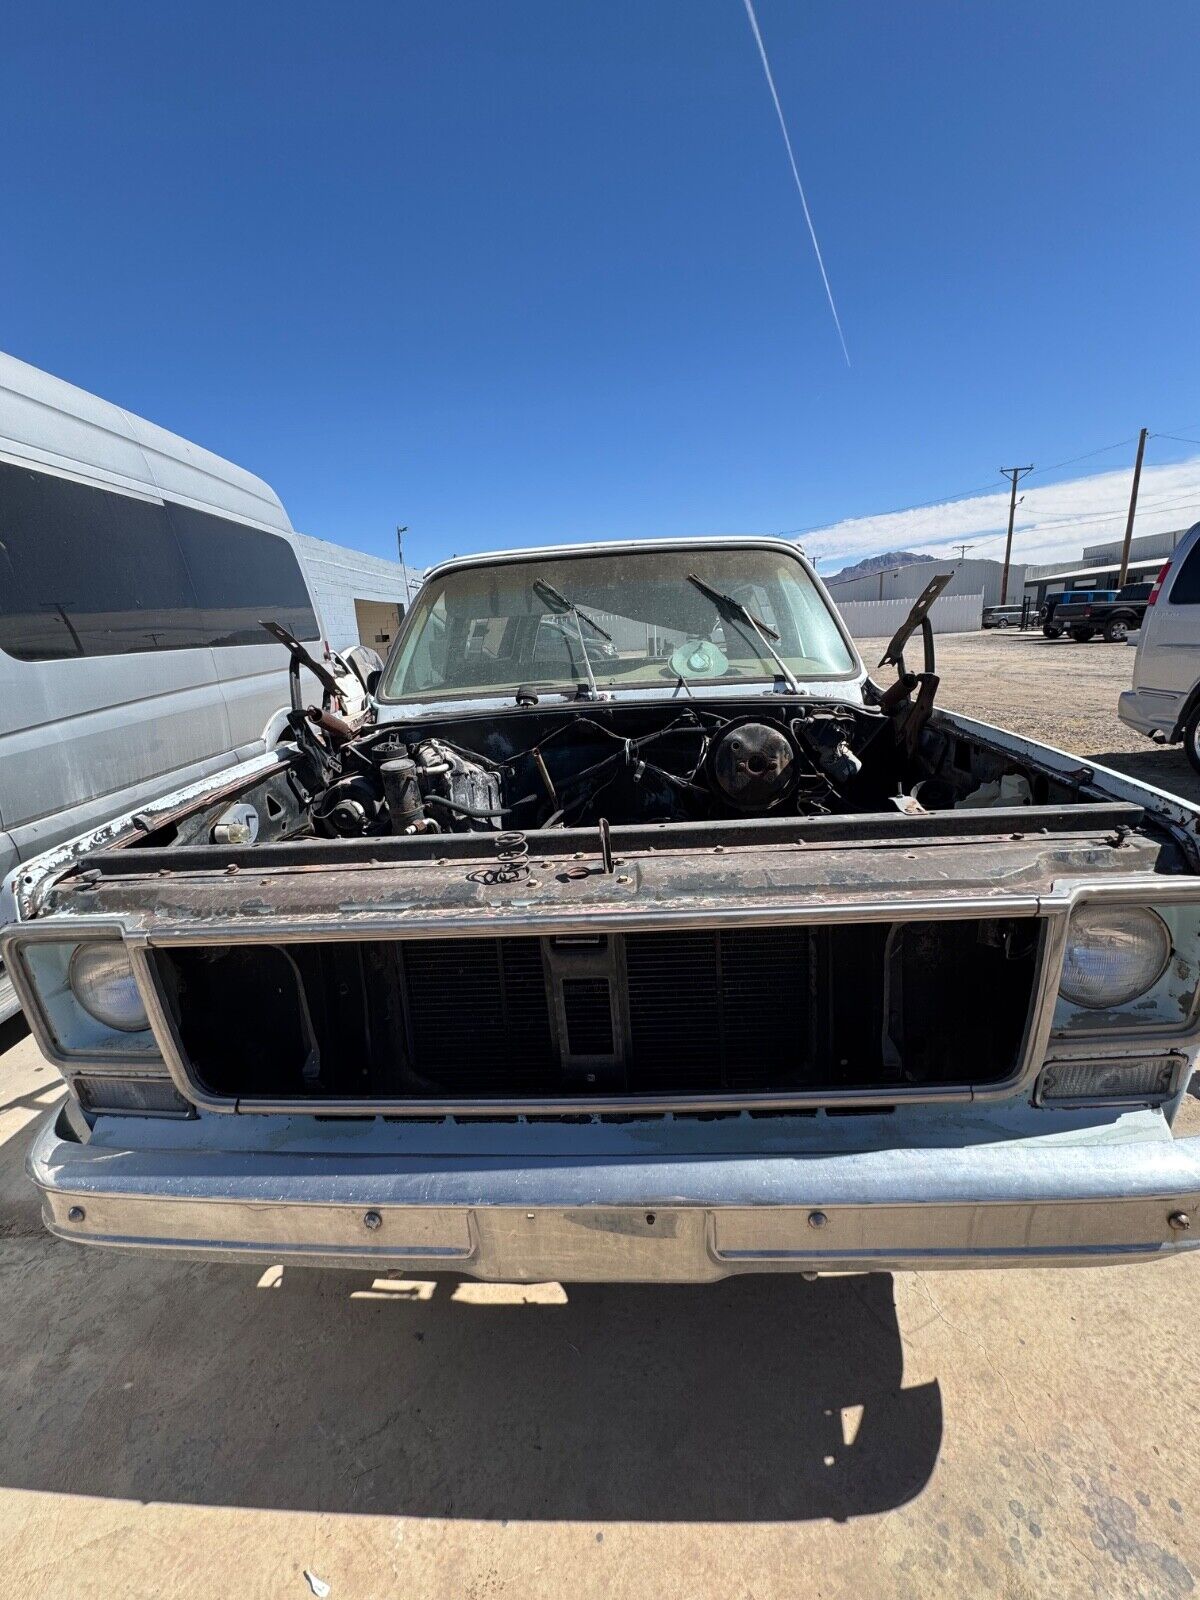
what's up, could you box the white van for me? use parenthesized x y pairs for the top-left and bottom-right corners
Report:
(1118, 521), (1200, 769)
(0, 352), (325, 1018)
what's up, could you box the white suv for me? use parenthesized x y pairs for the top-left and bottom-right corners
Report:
(1118, 522), (1200, 770)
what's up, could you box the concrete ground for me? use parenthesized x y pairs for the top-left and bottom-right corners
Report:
(3, 628), (1200, 1599)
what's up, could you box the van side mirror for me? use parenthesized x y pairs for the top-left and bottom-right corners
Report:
(366, 669), (381, 696)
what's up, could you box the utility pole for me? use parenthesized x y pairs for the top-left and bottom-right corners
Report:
(1117, 429), (1149, 588)
(395, 525), (412, 607)
(999, 466), (1033, 604)
(955, 543), (973, 562)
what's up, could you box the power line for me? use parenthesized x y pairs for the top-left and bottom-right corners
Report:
(776, 477), (1009, 538)
(741, 0), (850, 368)
(1002, 489), (1200, 534)
(778, 424), (1200, 550)
(1023, 436), (1139, 479)
(780, 435), (1154, 540)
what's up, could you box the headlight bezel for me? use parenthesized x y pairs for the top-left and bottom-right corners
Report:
(1, 926), (164, 1071)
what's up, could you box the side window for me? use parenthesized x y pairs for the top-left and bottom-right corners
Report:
(0, 462), (204, 660)
(1169, 545), (1200, 606)
(464, 617), (514, 661)
(164, 504), (320, 645)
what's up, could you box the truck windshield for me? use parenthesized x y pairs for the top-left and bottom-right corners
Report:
(381, 547), (856, 701)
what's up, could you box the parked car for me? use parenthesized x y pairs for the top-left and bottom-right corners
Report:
(1040, 589), (1117, 638)
(981, 604), (1025, 629)
(0, 352), (333, 1022)
(1055, 583), (1154, 643)
(7, 537), (1200, 1283)
(1119, 527), (1200, 771)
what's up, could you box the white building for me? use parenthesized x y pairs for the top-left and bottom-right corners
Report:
(1082, 528), (1191, 567)
(294, 532), (421, 655)
(824, 556), (1025, 611)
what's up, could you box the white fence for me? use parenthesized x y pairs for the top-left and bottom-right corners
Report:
(834, 591), (984, 642)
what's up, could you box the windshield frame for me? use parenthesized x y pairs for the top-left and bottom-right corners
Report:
(375, 538), (864, 710)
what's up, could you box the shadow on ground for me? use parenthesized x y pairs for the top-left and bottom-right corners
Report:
(1089, 746), (1200, 805)
(0, 1013), (30, 1056)
(0, 1114), (941, 1523)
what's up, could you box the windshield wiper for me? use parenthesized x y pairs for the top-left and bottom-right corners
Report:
(685, 574), (799, 693)
(532, 578), (614, 701)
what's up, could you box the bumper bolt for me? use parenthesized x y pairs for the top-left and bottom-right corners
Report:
(363, 1210), (383, 1231)
(66, 1205), (86, 1224)
(1169, 1211), (1191, 1232)
(807, 1210), (828, 1229)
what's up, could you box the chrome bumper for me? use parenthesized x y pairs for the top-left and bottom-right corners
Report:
(27, 1108), (1200, 1280)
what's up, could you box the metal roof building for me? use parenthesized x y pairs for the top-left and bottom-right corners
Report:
(1022, 556), (1166, 606)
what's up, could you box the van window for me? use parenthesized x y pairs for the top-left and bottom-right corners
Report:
(0, 462), (318, 660)
(0, 462), (205, 658)
(1169, 543), (1200, 606)
(164, 503), (320, 646)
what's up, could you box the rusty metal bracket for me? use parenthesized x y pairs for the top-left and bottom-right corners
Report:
(903, 673), (941, 757)
(878, 573), (954, 677)
(261, 620), (346, 711)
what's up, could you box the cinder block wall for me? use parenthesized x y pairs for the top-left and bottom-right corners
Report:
(294, 532), (420, 652)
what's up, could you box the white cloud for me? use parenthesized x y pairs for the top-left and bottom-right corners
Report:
(805, 454), (1200, 574)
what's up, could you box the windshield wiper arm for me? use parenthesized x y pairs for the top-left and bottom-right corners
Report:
(686, 574), (799, 693)
(532, 579), (613, 701)
(532, 579), (613, 641)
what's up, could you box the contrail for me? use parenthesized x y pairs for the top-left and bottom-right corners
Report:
(741, 0), (851, 367)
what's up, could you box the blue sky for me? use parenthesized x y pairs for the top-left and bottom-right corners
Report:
(2, 1), (1198, 573)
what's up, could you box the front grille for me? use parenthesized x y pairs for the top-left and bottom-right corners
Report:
(399, 938), (556, 1091)
(153, 917), (1041, 1108)
(561, 978), (616, 1056)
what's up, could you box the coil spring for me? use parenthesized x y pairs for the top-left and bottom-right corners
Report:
(468, 829), (530, 886)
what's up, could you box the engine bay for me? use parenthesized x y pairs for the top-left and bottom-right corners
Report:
(100, 609), (1135, 861)
(296, 700), (903, 839)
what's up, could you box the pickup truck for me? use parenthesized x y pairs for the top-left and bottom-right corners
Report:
(6, 538), (1200, 1283)
(1040, 589), (1116, 639)
(1055, 583), (1153, 643)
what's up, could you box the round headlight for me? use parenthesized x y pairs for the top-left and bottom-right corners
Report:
(1059, 906), (1171, 1010)
(68, 943), (148, 1032)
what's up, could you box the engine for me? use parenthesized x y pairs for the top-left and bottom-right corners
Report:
(312, 737), (504, 837)
(303, 702), (885, 839)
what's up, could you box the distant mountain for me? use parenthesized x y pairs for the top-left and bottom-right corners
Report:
(828, 550), (934, 581)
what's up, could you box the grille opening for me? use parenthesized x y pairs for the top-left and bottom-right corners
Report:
(561, 979), (615, 1055)
(153, 918), (1040, 1107)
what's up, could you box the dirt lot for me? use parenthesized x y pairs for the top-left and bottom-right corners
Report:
(3, 630), (1200, 1600)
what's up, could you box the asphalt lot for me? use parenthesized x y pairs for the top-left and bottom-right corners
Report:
(3, 627), (1200, 1599)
